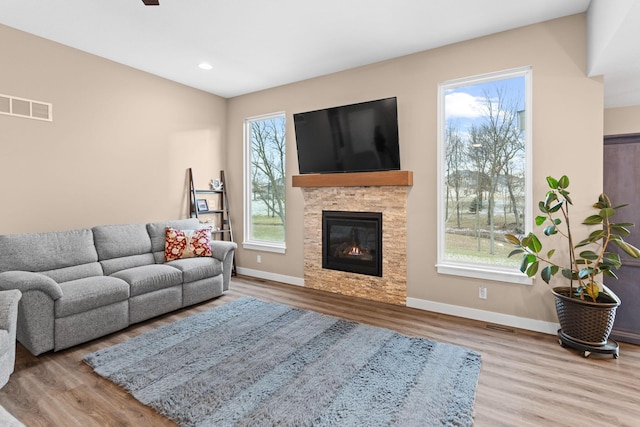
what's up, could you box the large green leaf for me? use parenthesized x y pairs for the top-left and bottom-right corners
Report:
(543, 194), (557, 211)
(558, 175), (570, 189)
(575, 257), (590, 265)
(519, 254), (532, 274)
(505, 234), (521, 245)
(578, 268), (595, 279)
(584, 229), (607, 243)
(508, 249), (524, 258)
(583, 215), (604, 225)
(579, 250), (599, 260)
(535, 215), (547, 226)
(560, 190), (573, 205)
(540, 265), (558, 284)
(546, 176), (558, 189)
(547, 201), (564, 213)
(538, 201), (548, 214)
(526, 234), (542, 253)
(602, 252), (622, 268)
(611, 239), (640, 258)
(526, 260), (539, 277)
(599, 207), (616, 219)
(611, 204), (628, 210)
(613, 222), (634, 227)
(611, 224), (631, 235)
(562, 268), (577, 280)
(599, 193), (612, 208)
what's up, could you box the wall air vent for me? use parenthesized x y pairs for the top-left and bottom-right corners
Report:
(0, 94), (52, 121)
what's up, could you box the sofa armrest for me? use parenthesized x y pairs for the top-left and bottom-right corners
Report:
(0, 271), (63, 300)
(210, 240), (237, 262)
(210, 241), (237, 292)
(0, 289), (21, 387)
(0, 289), (21, 332)
(0, 271), (62, 356)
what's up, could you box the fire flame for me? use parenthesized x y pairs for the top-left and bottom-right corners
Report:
(348, 246), (362, 256)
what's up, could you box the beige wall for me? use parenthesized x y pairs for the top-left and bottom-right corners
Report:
(604, 106), (640, 135)
(227, 14), (604, 323)
(1, 14), (605, 325)
(0, 24), (227, 234)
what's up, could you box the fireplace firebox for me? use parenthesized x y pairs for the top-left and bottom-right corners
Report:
(322, 210), (382, 277)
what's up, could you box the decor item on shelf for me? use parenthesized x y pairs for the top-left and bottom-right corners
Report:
(84, 297), (482, 427)
(506, 175), (640, 358)
(210, 179), (222, 191)
(196, 199), (209, 212)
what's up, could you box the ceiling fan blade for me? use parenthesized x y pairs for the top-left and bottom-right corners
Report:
(142, 0), (160, 5)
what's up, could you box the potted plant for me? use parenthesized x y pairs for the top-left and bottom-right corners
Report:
(506, 175), (640, 357)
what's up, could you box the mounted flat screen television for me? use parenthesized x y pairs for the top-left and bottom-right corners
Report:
(294, 97), (400, 174)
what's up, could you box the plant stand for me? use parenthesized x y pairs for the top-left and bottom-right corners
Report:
(557, 329), (619, 358)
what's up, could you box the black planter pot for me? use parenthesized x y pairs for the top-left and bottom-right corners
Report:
(552, 286), (620, 347)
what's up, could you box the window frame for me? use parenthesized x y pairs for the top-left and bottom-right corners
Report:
(436, 67), (533, 285)
(242, 111), (287, 254)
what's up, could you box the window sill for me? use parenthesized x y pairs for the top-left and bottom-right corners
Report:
(242, 241), (286, 254)
(436, 263), (533, 285)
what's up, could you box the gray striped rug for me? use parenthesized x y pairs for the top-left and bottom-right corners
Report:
(83, 297), (481, 426)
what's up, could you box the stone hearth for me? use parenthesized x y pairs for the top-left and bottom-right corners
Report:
(295, 172), (411, 305)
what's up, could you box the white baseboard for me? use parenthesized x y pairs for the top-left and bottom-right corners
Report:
(236, 267), (304, 287)
(235, 268), (558, 336)
(406, 297), (559, 336)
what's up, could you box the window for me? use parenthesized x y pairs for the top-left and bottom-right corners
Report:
(243, 112), (286, 253)
(437, 67), (532, 284)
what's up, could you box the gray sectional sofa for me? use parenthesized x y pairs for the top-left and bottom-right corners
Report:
(0, 219), (236, 356)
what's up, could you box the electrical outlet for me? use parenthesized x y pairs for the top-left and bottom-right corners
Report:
(479, 286), (487, 299)
(257, 255), (262, 263)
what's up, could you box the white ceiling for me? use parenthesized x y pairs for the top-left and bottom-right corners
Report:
(0, 0), (638, 107)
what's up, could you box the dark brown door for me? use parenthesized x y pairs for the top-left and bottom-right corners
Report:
(604, 133), (640, 344)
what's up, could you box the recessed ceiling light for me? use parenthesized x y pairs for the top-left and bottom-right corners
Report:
(198, 62), (213, 70)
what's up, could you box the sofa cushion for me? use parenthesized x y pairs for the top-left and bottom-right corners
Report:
(56, 276), (130, 318)
(100, 253), (156, 277)
(92, 224), (152, 260)
(0, 229), (100, 282)
(147, 219), (201, 263)
(164, 227), (213, 261)
(111, 264), (182, 297)
(93, 224), (155, 275)
(41, 263), (104, 284)
(167, 257), (223, 283)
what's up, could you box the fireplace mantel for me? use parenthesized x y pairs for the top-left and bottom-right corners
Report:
(292, 170), (413, 188)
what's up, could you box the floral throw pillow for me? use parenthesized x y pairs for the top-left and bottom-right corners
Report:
(164, 227), (213, 261)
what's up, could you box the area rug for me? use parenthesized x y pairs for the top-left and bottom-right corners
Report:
(83, 297), (482, 426)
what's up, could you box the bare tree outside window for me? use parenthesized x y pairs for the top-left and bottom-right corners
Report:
(245, 113), (286, 245)
(439, 70), (530, 272)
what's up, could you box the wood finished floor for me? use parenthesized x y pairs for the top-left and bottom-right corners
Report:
(1, 276), (639, 426)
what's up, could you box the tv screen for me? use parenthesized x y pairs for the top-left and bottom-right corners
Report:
(293, 97), (400, 174)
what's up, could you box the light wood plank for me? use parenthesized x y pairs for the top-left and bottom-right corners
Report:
(1, 276), (639, 426)
(291, 170), (413, 187)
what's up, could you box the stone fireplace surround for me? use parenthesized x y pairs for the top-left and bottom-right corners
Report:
(293, 171), (412, 305)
